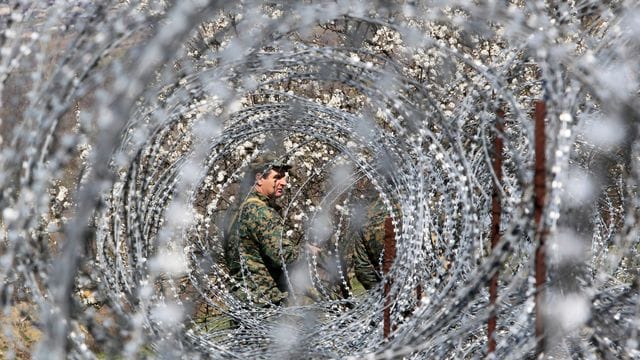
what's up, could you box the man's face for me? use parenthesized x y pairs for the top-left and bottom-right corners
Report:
(255, 169), (288, 199)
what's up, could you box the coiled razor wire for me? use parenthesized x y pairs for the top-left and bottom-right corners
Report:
(1, 1), (639, 358)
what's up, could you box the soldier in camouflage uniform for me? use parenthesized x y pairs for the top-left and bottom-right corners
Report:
(225, 153), (306, 306)
(353, 198), (397, 290)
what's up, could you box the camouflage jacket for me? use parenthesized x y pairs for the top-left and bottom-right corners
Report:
(225, 190), (299, 306)
(353, 199), (393, 290)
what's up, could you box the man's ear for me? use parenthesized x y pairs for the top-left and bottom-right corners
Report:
(255, 173), (263, 185)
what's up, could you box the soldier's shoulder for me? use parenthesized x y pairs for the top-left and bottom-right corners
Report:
(367, 200), (387, 222)
(241, 196), (267, 209)
(240, 197), (275, 218)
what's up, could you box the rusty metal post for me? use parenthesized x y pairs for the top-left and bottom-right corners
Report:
(534, 100), (547, 354)
(383, 216), (396, 339)
(488, 109), (504, 354)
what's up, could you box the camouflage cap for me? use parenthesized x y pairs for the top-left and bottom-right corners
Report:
(250, 152), (292, 173)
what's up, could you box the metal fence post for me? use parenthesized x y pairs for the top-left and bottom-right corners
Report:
(383, 216), (396, 339)
(534, 100), (548, 354)
(488, 109), (505, 354)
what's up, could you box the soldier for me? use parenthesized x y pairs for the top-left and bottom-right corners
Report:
(352, 198), (388, 290)
(224, 152), (316, 306)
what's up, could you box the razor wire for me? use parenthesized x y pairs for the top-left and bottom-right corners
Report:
(1, 0), (639, 358)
